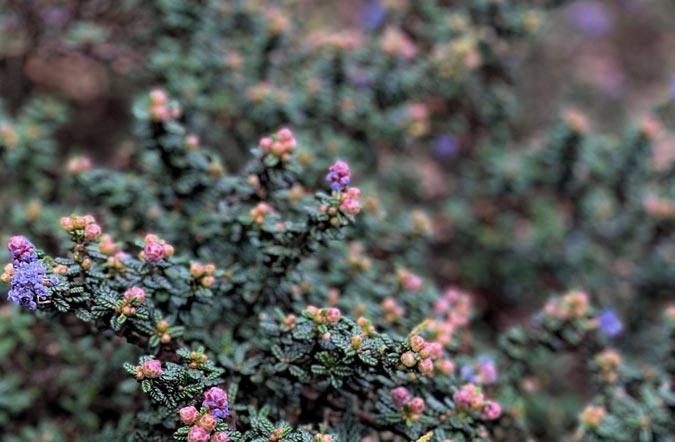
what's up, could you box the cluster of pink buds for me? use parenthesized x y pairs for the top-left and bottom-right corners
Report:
(140, 234), (174, 263)
(400, 335), (446, 377)
(60, 214), (102, 243)
(98, 234), (118, 256)
(594, 349), (622, 384)
(134, 359), (162, 380)
(397, 268), (423, 292)
(339, 187), (361, 217)
(67, 156), (92, 174)
(579, 405), (607, 428)
(306, 306), (342, 325)
(406, 103), (430, 137)
(148, 88), (181, 122)
(346, 242), (372, 271)
(115, 286), (146, 317)
(0, 123), (18, 148)
(249, 202), (273, 225)
(381, 297), (405, 323)
(429, 288), (473, 346)
(180, 406), (229, 442)
(544, 290), (590, 320)
(357, 316), (376, 336)
(0, 263), (14, 283)
(453, 384), (501, 421)
(313, 434), (333, 442)
(258, 127), (296, 162)
(184, 349), (209, 369)
(191, 262), (217, 288)
(381, 26), (417, 60)
(186, 134), (200, 150)
(390, 387), (425, 422)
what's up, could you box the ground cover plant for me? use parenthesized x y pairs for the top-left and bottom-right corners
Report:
(2, 1), (675, 441)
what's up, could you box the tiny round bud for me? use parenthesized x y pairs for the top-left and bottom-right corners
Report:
(179, 406), (199, 425)
(401, 351), (417, 368)
(141, 359), (162, 378)
(326, 307), (341, 324)
(409, 397), (425, 414)
(84, 223), (102, 241)
(198, 413), (217, 432)
(410, 335), (426, 353)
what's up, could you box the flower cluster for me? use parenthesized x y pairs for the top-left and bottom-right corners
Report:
(140, 234), (174, 263)
(397, 268), (423, 292)
(249, 202), (273, 225)
(579, 404), (607, 428)
(67, 156), (92, 174)
(381, 297), (405, 322)
(326, 160), (351, 191)
(306, 306), (342, 325)
(453, 384), (501, 421)
(60, 214), (102, 243)
(134, 359), (162, 380)
(148, 88), (181, 122)
(191, 262), (217, 288)
(390, 387), (425, 422)
(115, 287), (146, 317)
(544, 290), (590, 320)
(258, 127), (296, 162)
(461, 356), (498, 385)
(3, 236), (56, 310)
(594, 349), (622, 384)
(400, 335), (448, 377)
(339, 187), (361, 217)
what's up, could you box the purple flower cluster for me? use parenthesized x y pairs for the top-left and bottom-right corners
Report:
(202, 387), (229, 419)
(8, 236), (36, 263)
(598, 308), (623, 337)
(326, 161), (351, 191)
(6, 236), (56, 310)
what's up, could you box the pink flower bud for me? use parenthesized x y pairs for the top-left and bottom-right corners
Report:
(144, 241), (165, 262)
(400, 351), (417, 368)
(188, 426), (210, 442)
(409, 397), (425, 414)
(60, 217), (74, 232)
(179, 406), (199, 425)
(483, 401), (502, 420)
(84, 223), (102, 241)
(418, 358), (434, 376)
(390, 387), (409, 406)
(410, 335), (426, 353)
(211, 433), (229, 442)
(150, 89), (168, 105)
(163, 243), (175, 258)
(124, 287), (146, 305)
(141, 359), (162, 378)
(326, 308), (341, 324)
(198, 413), (217, 432)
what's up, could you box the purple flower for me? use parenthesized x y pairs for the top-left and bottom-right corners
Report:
(598, 309), (623, 337)
(361, 1), (387, 30)
(8, 236), (36, 263)
(8, 261), (51, 310)
(461, 365), (476, 382)
(326, 161), (351, 191)
(202, 387), (229, 419)
(432, 135), (459, 160)
(478, 356), (498, 385)
(567, 1), (614, 38)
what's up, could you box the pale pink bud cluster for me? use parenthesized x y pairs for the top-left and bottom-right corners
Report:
(258, 127), (296, 162)
(402, 335), (446, 377)
(148, 88), (181, 122)
(191, 262), (217, 288)
(99, 234), (118, 256)
(306, 306), (342, 325)
(391, 390), (424, 422)
(453, 384), (501, 420)
(67, 156), (92, 174)
(397, 268), (423, 292)
(116, 286), (146, 317)
(135, 359), (162, 380)
(381, 26), (417, 60)
(140, 234), (174, 263)
(428, 287), (473, 347)
(544, 290), (590, 320)
(249, 202), (273, 225)
(60, 215), (102, 242)
(382, 297), (405, 322)
(339, 187), (361, 217)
